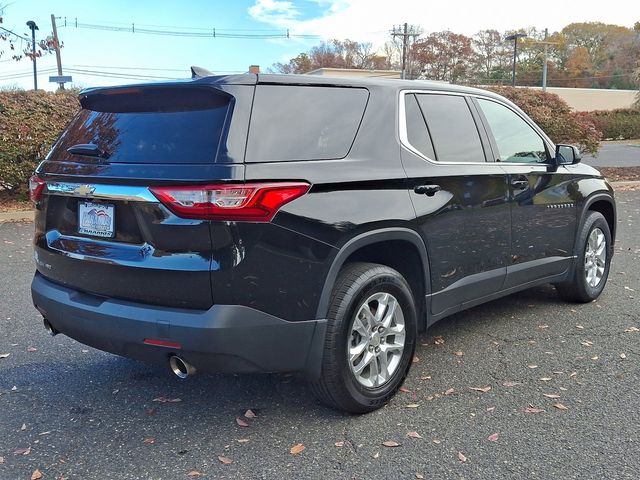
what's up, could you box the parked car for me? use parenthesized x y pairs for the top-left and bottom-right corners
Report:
(30, 70), (616, 413)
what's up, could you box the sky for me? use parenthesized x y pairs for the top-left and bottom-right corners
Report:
(0, 0), (637, 91)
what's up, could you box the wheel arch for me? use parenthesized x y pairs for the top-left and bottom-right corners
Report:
(315, 228), (430, 325)
(582, 193), (616, 246)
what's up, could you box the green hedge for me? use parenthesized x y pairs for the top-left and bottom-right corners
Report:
(0, 90), (80, 194)
(487, 86), (602, 156)
(590, 109), (640, 140)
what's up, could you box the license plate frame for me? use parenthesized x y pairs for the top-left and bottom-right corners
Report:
(78, 201), (115, 238)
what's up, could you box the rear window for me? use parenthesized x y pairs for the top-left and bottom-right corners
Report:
(245, 85), (369, 162)
(49, 88), (231, 164)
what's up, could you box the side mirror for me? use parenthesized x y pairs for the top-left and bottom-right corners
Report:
(556, 144), (581, 165)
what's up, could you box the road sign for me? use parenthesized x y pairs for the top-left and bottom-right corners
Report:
(49, 75), (73, 83)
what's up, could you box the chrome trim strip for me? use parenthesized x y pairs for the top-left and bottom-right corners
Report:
(398, 89), (556, 167)
(46, 182), (158, 202)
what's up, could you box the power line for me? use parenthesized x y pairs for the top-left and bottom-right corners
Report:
(59, 18), (321, 39)
(0, 26), (30, 42)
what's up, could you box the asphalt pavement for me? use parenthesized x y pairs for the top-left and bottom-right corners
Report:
(1, 191), (639, 480)
(583, 142), (640, 167)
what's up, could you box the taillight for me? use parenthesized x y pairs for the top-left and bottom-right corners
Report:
(29, 175), (46, 202)
(149, 182), (311, 222)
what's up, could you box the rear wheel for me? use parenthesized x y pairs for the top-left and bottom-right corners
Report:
(310, 262), (417, 413)
(556, 211), (612, 302)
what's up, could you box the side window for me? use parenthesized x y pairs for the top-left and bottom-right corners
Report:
(477, 98), (549, 163)
(404, 94), (435, 159)
(416, 94), (486, 163)
(245, 85), (369, 162)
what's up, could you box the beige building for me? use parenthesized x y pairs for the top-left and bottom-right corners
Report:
(305, 68), (636, 111)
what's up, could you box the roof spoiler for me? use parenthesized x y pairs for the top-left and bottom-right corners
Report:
(191, 66), (214, 79)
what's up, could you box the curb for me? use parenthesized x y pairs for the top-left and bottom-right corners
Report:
(0, 210), (34, 223)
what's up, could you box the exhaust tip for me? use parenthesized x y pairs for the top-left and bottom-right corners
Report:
(169, 355), (196, 379)
(43, 319), (58, 336)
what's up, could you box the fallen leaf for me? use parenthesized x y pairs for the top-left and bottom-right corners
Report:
(412, 356), (420, 363)
(538, 324), (549, 329)
(143, 437), (155, 444)
(576, 325), (584, 330)
(624, 327), (639, 333)
(620, 353), (627, 359)
(569, 372), (577, 377)
(570, 308), (577, 313)
(152, 397), (182, 403)
(399, 386), (410, 393)
(416, 474), (424, 479)
(334, 441), (344, 447)
(452, 351), (464, 356)
(624, 286), (635, 292)
(38, 432), (51, 436)
(26, 347), (37, 352)
(444, 388), (454, 395)
(0, 456), (4, 464)
(237, 438), (250, 443)
(236, 418), (249, 427)
(290, 443), (305, 455)
(406, 403), (420, 408)
(112, 389), (119, 395)
(543, 394), (561, 399)
(186, 471), (203, 477)
(382, 441), (400, 447)
(487, 433), (499, 442)
(539, 377), (553, 381)
(0, 353), (9, 359)
(244, 409), (257, 418)
(591, 356), (599, 360)
(420, 376), (431, 381)
(581, 341), (593, 347)
(502, 381), (521, 387)
(486, 406), (496, 412)
(554, 403), (569, 411)
(407, 431), (422, 439)
(146, 408), (156, 416)
(21, 423), (26, 431)
(218, 455), (233, 465)
(527, 365), (538, 369)
(469, 386), (491, 393)
(31, 470), (43, 480)
(458, 451), (467, 463)
(372, 451), (380, 459)
(524, 407), (545, 414)
(434, 336), (445, 345)
(14, 447), (31, 455)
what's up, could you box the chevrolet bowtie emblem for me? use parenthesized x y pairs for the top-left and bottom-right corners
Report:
(74, 185), (96, 196)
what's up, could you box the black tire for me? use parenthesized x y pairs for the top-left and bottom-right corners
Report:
(555, 211), (612, 303)
(310, 262), (417, 413)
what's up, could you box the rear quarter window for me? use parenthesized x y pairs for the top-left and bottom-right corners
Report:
(245, 85), (369, 162)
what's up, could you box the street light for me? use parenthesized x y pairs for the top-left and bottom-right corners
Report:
(26, 20), (39, 90)
(505, 32), (526, 87)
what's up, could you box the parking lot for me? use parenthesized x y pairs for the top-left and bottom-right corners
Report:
(1, 190), (639, 480)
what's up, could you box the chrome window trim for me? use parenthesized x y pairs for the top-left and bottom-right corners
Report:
(398, 89), (556, 167)
(46, 182), (158, 202)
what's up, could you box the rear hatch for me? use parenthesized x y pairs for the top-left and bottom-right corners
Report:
(33, 80), (253, 309)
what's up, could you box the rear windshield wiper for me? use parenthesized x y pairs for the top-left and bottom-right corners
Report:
(67, 143), (109, 160)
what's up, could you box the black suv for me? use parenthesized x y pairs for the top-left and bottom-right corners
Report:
(30, 72), (616, 413)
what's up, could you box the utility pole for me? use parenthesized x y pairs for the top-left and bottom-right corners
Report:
(26, 20), (39, 90)
(505, 32), (527, 87)
(51, 14), (65, 90)
(390, 23), (421, 79)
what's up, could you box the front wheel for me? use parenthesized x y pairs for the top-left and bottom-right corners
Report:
(555, 211), (612, 302)
(310, 262), (417, 413)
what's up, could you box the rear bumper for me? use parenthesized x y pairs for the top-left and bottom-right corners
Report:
(31, 272), (326, 376)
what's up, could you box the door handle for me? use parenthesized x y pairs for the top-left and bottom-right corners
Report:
(414, 184), (441, 196)
(510, 179), (529, 189)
